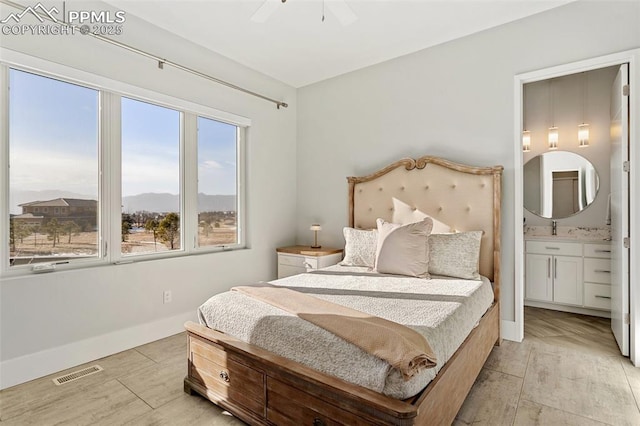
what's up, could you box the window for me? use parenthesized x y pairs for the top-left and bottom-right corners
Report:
(121, 98), (181, 256)
(197, 116), (239, 248)
(2, 57), (249, 275)
(8, 69), (99, 267)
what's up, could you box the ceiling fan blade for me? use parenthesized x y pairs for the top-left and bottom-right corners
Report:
(326, 0), (357, 26)
(251, 0), (281, 23)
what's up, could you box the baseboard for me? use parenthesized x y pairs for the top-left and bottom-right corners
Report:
(0, 310), (197, 390)
(501, 319), (521, 342)
(524, 300), (611, 318)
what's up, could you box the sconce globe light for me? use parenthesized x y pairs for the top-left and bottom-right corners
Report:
(578, 123), (589, 147)
(522, 130), (531, 152)
(310, 224), (322, 248)
(548, 127), (558, 150)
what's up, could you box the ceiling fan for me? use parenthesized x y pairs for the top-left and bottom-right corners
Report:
(251, 0), (358, 26)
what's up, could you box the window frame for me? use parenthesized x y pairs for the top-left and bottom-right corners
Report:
(1, 49), (250, 277)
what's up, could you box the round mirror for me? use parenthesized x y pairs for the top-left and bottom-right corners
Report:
(524, 151), (600, 219)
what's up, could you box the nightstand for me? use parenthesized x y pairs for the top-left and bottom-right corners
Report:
(276, 246), (343, 279)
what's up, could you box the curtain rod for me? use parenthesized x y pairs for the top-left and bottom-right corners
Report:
(0, 0), (288, 109)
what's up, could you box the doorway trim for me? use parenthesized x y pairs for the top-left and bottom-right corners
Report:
(513, 49), (640, 365)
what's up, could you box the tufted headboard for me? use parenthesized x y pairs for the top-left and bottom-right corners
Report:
(347, 156), (503, 296)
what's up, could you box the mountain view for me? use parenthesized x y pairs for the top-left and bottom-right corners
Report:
(11, 191), (236, 214)
(122, 193), (236, 213)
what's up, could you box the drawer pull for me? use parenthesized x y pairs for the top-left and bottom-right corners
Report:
(595, 295), (612, 299)
(219, 371), (230, 382)
(595, 249), (612, 253)
(594, 269), (611, 273)
(545, 246), (560, 250)
(313, 418), (326, 426)
(303, 262), (313, 269)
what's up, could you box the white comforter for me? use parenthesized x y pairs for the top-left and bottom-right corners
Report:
(197, 265), (494, 399)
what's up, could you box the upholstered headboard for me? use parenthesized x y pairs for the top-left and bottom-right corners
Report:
(347, 156), (503, 292)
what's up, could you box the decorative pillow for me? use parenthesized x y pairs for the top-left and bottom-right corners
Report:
(428, 231), (483, 280)
(374, 218), (433, 278)
(341, 227), (378, 268)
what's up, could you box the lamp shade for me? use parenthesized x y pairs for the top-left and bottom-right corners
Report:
(310, 224), (322, 231)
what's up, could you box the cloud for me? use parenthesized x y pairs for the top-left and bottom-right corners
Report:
(10, 147), (97, 194)
(201, 159), (223, 169)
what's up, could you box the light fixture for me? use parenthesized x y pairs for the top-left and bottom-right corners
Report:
(310, 224), (322, 249)
(548, 127), (558, 150)
(578, 123), (590, 147)
(548, 79), (558, 150)
(522, 130), (531, 152)
(579, 72), (589, 147)
(522, 86), (531, 152)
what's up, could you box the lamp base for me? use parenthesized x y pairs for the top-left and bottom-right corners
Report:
(310, 245), (321, 249)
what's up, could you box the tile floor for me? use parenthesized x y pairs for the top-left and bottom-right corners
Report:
(0, 307), (638, 425)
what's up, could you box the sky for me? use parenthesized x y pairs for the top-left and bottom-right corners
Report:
(9, 68), (237, 213)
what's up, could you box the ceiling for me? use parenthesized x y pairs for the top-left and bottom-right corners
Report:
(106, 0), (574, 88)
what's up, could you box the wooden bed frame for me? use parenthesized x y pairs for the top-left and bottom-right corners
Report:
(184, 155), (503, 425)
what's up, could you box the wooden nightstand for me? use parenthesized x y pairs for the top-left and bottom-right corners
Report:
(276, 246), (343, 279)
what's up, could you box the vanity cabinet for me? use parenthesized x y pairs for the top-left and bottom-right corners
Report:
(525, 241), (583, 306)
(525, 239), (611, 313)
(583, 243), (612, 310)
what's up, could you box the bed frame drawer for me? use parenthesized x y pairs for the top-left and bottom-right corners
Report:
(266, 378), (376, 426)
(189, 337), (265, 415)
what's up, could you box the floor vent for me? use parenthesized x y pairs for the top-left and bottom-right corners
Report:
(52, 365), (103, 385)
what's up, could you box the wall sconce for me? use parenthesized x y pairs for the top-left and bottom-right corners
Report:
(310, 224), (322, 248)
(522, 130), (531, 152)
(579, 72), (589, 147)
(548, 126), (558, 150)
(548, 79), (558, 150)
(578, 123), (589, 147)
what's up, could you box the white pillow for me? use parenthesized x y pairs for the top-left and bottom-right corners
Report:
(428, 231), (483, 280)
(341, 227), (378, 268)
(374, 218), (433, 278)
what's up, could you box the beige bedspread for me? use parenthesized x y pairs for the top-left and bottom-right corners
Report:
(232, 283), (437, 380)
(198, 265), (494, 399)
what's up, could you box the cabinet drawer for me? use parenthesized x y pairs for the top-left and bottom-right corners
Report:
(584, 258), (612, 284)
(584, 244), (612, 259)
(526, 241), (582, 256)
(189, 338), (265, 415)
(278, 254), (319, 269)
(278, 264), (306, 279)
(584, 283), (611, 310)
(267, 378), (371, 426)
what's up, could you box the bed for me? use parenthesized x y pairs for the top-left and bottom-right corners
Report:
(184, 155), (503, 425)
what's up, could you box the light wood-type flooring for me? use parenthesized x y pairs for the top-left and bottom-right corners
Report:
(1, 307), (638, 425)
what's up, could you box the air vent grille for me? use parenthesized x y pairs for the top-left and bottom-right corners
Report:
(52, 365), (103, 385)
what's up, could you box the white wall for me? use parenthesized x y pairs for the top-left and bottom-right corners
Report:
(296, 1), (640, 324)
(523, 66), (619, 226)
(0, 1), (297, 388)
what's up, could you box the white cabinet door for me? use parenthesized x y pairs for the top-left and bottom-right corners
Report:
(525, 254), (552, 302)
(610, 63), (630, 356)
(553, 255), (583, 306)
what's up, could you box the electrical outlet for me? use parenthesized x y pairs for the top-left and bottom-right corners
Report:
(163, 290), (172, 304)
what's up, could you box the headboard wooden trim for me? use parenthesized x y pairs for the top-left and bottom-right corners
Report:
(347, 155), (503, 304)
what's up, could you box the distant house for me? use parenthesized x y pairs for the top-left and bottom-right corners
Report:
(10, 213), (44, 227)
(19, 198), (97, 228)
